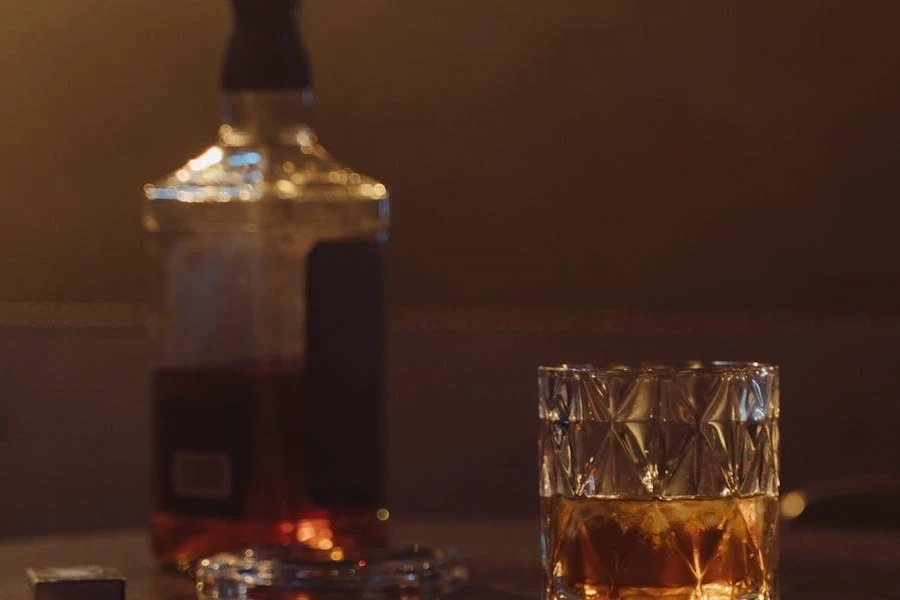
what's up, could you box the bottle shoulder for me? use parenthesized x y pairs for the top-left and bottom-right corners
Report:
(145, 127), (388, 205)
(143, 127), (390, 235)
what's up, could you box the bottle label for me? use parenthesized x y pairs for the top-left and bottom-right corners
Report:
(172, 451), (233, 500)
(154, 369), (254, 518)
(303, 240), (386, 508)
(154, 239), (385, 518)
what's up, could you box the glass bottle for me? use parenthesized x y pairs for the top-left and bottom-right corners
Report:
(143, 0), (390, 572)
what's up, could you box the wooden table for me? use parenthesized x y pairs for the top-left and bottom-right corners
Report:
(0, 520), (897, 599)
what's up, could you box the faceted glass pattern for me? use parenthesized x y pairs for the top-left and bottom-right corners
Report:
(539, 363), (780, 600)
(539, 363), (779, 499)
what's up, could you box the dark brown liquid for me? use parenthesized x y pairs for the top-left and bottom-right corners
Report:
(542, 495), (778, 599)
(152, 510), (388, 572)
(152, 363), (387, 571)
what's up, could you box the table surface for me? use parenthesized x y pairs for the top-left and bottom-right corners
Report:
(0, 520), (898, 599)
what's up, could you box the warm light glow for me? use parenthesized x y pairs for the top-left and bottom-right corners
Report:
(317, 539), (334, 551)
(376, 508), (390, 522)
(278, 521), (295, 534)
(176, 169), (190, 183)
(296, 522), (316, 543)
(276, 179), (297, 196)
(360, 183), (388, 200)
(188, 146), (224, 171)
(329, 548), (345, 561)
(292, 518), (335, 550)
(220, 124), (250, 147)
(295, 130), (314, 147)
(780, 491), (807, 519)
(283, 161), (296, 173)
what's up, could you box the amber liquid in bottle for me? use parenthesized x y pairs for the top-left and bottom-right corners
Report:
(152, 362), (388, 571)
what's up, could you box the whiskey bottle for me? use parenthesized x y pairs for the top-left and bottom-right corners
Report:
(143, 0), (390, 572)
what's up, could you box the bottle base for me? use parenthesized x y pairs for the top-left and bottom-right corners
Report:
(152, 509), (389, 574)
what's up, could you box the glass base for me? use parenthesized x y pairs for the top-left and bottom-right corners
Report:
(546, 580), (775, 600)
(195, 545), (469, 599)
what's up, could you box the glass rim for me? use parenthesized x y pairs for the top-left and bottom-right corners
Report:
(538, 361), (778, 376)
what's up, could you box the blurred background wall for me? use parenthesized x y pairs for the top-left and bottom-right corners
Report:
(0, 1), (899, 312)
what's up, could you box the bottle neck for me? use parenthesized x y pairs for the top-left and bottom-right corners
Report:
(221, 0), (310, 93)
(219, 90), (315, 146)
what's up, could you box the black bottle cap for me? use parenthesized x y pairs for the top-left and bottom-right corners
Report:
(222, 0), (312, 92)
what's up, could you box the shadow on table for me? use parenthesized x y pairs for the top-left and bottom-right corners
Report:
(458, 589), (535, 600)
(160, 590), (536, 600)
(152, 568), (541, 600)
(780, 559), (895, 600)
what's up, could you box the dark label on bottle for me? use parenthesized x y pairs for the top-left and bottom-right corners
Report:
(304, 240), (386, 508)
(154, 369), (255, 518)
